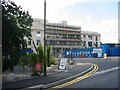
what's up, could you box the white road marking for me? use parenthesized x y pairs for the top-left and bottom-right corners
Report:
(92, 67), (119, 76)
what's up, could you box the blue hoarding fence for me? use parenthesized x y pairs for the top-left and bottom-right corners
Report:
(100, 44), (110, 56)
(111, 47), (120, 56)
(19, 49), (33, 54)
(100, 44), (120, 56)
(64, 48), (100, 58)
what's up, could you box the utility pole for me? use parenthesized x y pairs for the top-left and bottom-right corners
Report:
(44, 0), (47, 76)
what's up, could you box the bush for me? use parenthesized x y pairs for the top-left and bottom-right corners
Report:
(27, 53), (37, 73)
(19, 54), (28, 73)
(46, 46), (51, 67)
(2, 56), (9, 72)
(37, 44), (44, 64)
(50, 57), (56, 65)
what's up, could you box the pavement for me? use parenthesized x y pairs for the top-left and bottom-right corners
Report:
(2, 61), (94, 90)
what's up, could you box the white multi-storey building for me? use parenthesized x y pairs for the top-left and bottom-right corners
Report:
(27, 18), (101, 55)
(81, 31), (101, 48)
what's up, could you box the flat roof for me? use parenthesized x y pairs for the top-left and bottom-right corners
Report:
(81, 31), (100, 35)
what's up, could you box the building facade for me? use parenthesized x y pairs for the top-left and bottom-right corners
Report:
(27, 18), (101, 55)
(81, 31), (101, 48)
(46, 21), (82, 56)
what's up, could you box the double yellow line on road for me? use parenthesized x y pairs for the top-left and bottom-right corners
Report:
(51, 63), (99, 89)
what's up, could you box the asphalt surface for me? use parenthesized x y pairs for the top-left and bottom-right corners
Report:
(2, 64), (91, 89)
(64, 69), (118, 88)
(74, 58), (118, 71)
(58, 58), (119, 89)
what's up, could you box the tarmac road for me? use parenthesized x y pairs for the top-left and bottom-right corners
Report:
(54, 57), (119, 89)
(64, 69), (118, 88)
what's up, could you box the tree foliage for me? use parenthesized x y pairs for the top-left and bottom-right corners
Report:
(46, 46), (51, 67)
(2, 1), (33, 71)
(28, 53), (38, 73)
(37, 44), (44, 64)
(19, 53), (28, 73)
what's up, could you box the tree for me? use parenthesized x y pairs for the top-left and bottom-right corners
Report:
(37, 44), (44, 64)
(2, 1), (33, 71)
(46, 46), (51, 67)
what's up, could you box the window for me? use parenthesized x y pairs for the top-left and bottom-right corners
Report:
(74, 42), (77, 45)
(49, 40), (54, 45)
(83, 41), (86, 44)
(96, 36), (98, 41)
(63, 34), (67, 39)
(84, 35), (86, 38)
(47, 34), (50, 38)
(36, 40), (40, 45)
(88, 35), (92, 40)
(81, 35), (83, 38)
(37, 32), (41, 37)
(74, 35), (77, 38)
(63, 41), (67, 45)
(47, 41), (50, 45)
(56, 34), (60, 38)
(88, 42), (92, 47)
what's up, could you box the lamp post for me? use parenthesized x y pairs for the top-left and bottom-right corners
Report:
(43, 0), (47, 76)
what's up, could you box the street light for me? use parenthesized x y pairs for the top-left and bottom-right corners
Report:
(43, 0), (47, 76)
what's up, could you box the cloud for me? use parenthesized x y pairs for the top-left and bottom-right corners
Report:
(66, 15), (118, 43)
(12, 0), (118, 43)
(99, 19), (118, 43)
(46, 0), (81, 22)
(85, 15), (92, 22)
(13, 0), (80, 21)
(82, 19), (118, 43)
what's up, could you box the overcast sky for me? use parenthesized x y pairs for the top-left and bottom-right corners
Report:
(12, 0), (119, 43)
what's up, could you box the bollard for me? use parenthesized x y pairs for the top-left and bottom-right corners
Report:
(104, 54), (107, 60)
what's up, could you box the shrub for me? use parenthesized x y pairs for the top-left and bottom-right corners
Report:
(2, 56), (9, 72)
(27, 53), (37, 73)
(46, 46), (51, 67)
(50, 57), (56, 65)
(19, 54), (28, 73)
(37, 44), (44, 64)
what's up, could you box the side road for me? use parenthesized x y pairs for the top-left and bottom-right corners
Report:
(2, 63), (93, 89)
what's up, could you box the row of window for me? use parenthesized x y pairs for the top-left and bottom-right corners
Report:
(46, 41), (81, 45)
(46, 34), (80, 39)
(27, 39), (98, 47)
(26, 40), (98, 48)
(36, 32), (98, 42)
(82, 41), (98, 47)
(46, 25), (80, 30)
(82, 35), (98, 41)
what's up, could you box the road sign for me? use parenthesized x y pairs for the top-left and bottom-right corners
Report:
(35, 64), (42, 72)
(92, 48), (102, 53)
(58, 58), (68, 70)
